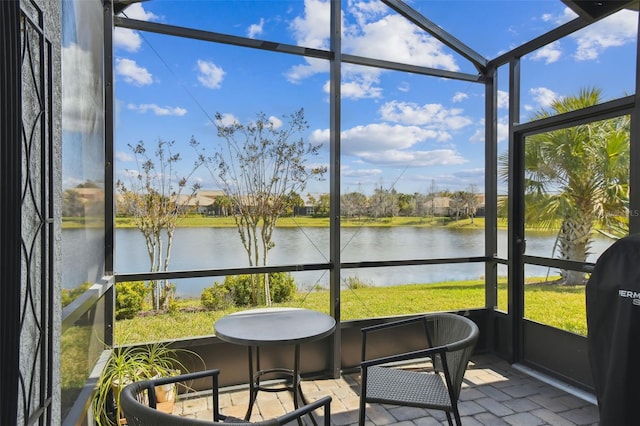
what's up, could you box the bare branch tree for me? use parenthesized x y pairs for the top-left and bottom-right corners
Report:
(202, 109), (326, 305)
(117, 138), (202, 311)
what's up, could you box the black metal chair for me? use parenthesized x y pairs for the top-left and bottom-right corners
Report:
(120, 369), (331, 425)
(359, 313), (479, 426)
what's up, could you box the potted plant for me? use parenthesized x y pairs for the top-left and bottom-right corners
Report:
(93, 342), (201, 425)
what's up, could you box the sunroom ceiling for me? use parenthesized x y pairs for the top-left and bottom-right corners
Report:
(112, 0), (639, 76)
(562, 0), (637, 21)
(392, 0), (638, 70)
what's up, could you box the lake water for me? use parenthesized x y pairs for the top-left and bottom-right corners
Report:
(62, 226), (614, 296)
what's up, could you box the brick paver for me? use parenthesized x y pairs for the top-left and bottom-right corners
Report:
(170, 355), (599, 425)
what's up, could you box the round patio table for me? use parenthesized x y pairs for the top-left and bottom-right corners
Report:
(214, 308), (336, 424)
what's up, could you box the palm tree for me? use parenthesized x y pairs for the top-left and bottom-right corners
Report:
(500, 87), (629, 285)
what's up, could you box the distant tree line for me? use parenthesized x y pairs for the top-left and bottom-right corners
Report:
(179, 187), (483, 221)
(219, 187), (483, 221)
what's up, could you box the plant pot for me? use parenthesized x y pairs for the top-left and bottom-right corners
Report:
(155, 382), (176, 403)
(111, 378), (139, 425)
(155, 383), (176, 414)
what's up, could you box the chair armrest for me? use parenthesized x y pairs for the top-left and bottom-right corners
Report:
(145, 369), (221, 421)
(361, 316), (431, 362)
(360, 315), (426, 335)
(361, 346), (447, 369)
(277, 395), (332, 425)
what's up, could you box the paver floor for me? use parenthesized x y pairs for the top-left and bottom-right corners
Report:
(172, 354), (599, 425)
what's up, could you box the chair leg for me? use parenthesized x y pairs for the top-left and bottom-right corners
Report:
(359, 369), (367, 426)
(358, 395), (366, 426)
(445, 411), (454, 426)
(453, 406), (462, 426)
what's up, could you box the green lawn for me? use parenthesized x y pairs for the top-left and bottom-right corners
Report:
(115, 278), (587, 345)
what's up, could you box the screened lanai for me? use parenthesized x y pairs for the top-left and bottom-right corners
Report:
(2, 0), (640, 425)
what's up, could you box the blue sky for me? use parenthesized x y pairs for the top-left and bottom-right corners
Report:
(109, 0), (638, 197)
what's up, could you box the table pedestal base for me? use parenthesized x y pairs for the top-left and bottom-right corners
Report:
(245, 345), (317, 426)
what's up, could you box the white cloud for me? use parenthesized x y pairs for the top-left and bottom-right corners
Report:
(127, 103), (187, 116)
(469, 116), (509, 144)
(348, 0), (388, 27)
(286, 0), (459, 85)
(116, 151), (134, 162)
(341, 165), (383, 178)
(497, 90), (509, 109)
(268, 116), (283, 128)
(342, 123), (436, 153)
(248, 18), (265, 38)
(359, 149), (467, 167)
(543, 7), (578, 26)
(216, 113), (240, 126)
(197, 60), (226, 89)
(452, 92), (468, 103)
(379, 101), (473, 132)
(286, 57), (330, 83)
(530, 41), (562, 64)
(530, 87), (560, 108)
(290, 0), (331, 50)
(571, 9), (637, 61)
(310, 122), (465, 167)
(544, 7), (637, 61)
(115, 58), (153, 86)
(398, 82), (410, 92)
(497, 118), (509, 143)
(119, 3), (159, 21)
(310, 123), (433, 152)
(323, 77), (383, 99)
(344, 14), (459, 71)
(469, 127), (483, 144)
(114, 4), (159, 52)
(114, 28), (142, 52)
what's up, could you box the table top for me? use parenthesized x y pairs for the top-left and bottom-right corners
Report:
(214, 308), (336, 346)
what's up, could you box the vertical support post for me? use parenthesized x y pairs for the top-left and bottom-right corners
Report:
(103, 0), (116, 347)
(483, 66), (499, 357)
(507, 58), (524, 363)
(104, 0), (115, 274)
(484, 67), (498, 310)
(629, 11), (640, 235)
(0, 2), (22, 424)
(328, 0), (342, 379)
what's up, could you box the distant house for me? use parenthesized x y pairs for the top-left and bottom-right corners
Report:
(474, 193), (486, 217)
(424, 194), (485, 218)
(198, 189), (225, 200)
(171, 193), (213, 215)
(429, 196), (450, 216)
(293, 194), (317, 216)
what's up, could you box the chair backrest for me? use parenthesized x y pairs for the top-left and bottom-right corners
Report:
(427, 313), (479, 400)
(120, 380), (279, 426)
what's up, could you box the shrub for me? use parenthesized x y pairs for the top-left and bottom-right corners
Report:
(204, 273), (298, 308)
(343, 275), (371, 289)
(167, 299), (179, 314)
(201, 283), (234, 311)
(269, 272), (296, 303)
(222, 275), (255, 306)
(115, 281), (148, 320)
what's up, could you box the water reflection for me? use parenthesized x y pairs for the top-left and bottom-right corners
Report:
(64, 227), (614, 296)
